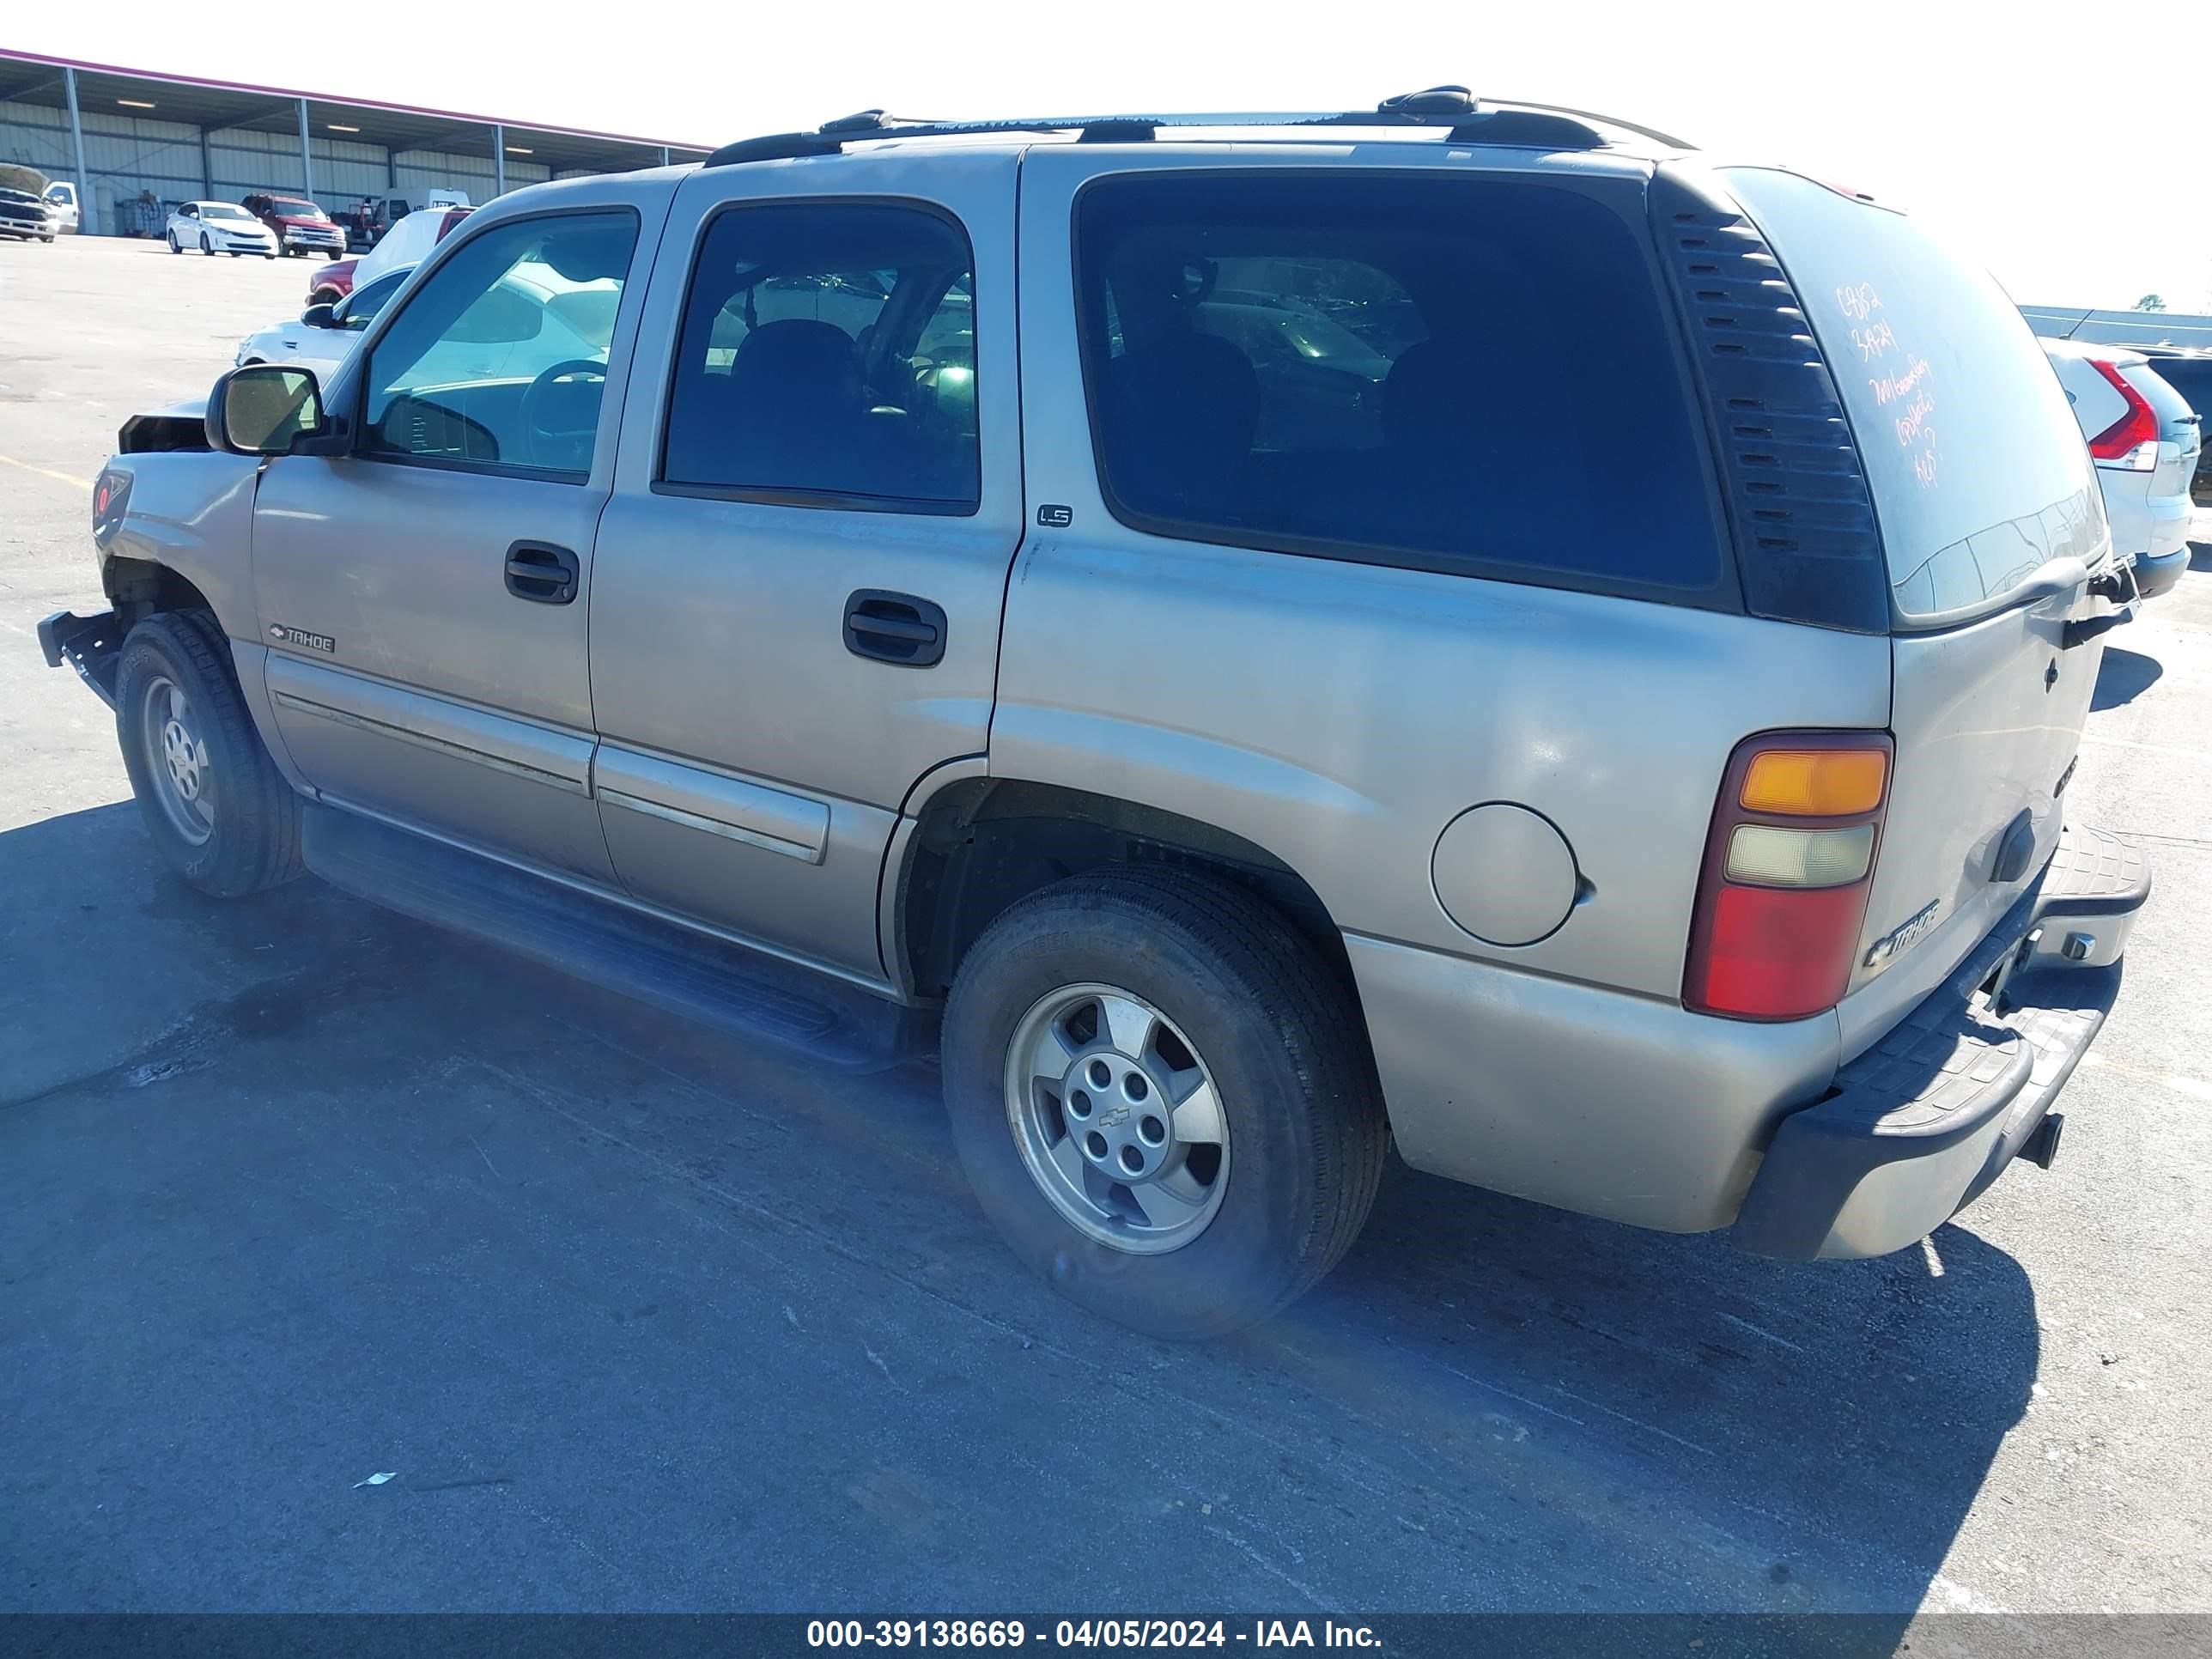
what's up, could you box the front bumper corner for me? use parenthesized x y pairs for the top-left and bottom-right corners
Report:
(39, 609), (125, 708)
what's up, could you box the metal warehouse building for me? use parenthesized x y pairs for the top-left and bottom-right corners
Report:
(0, 49), (709, 237)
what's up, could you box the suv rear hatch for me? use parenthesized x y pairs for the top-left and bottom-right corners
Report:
(1717, 168), (2115, 1054)
(2124, 356), (2203, 522)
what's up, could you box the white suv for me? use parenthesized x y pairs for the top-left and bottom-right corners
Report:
(2042, 338), (2201, 597)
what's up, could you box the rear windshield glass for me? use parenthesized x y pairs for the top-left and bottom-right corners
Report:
(1720, 168), (2101, 621)
(1073, 171), (1725, 599)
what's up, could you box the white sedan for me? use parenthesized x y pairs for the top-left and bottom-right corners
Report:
(166, 201), (277, 258)
(234, 264), (618, 395)
(236, 264), (413, 376)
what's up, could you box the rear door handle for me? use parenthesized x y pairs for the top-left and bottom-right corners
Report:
(844, 589), (946, 667)
(505, 540), (579, 605)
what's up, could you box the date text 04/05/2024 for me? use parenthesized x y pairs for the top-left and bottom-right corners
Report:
(805, 1620), (1383, 1649)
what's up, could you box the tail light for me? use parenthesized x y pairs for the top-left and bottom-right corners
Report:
(1685, 732), (1893, 1021)
(2086, 358), (2160, 471)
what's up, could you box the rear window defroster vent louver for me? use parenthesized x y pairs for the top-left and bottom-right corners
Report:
(1650, 169), (1889, 633)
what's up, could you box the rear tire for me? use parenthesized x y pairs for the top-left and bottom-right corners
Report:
(942, 866), (1388, 1339)
(114, 611), (304, 899)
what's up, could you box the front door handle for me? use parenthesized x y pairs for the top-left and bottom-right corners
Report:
(505, 540), (579, 605)
(844, 589), (946, 667)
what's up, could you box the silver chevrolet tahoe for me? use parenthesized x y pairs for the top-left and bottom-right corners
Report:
(40, 89), (2149, 1338)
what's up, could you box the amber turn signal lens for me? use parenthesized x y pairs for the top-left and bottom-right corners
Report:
(1740, 749), (1887, 817)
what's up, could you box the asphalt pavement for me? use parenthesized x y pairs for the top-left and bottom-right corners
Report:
(2, 234), (2208, 1617)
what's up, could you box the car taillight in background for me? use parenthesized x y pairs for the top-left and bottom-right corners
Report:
(1685, 733), (1894, 1021)
(2086, 358), (2160, 471)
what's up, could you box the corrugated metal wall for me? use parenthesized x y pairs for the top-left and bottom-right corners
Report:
(1, 100), (205, 231)
(3, 96), (561, 235)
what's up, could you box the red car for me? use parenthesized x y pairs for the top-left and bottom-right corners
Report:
(305, 257), (357, 307)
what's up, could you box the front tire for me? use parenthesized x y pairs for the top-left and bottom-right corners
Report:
(199, 234), (213, 257)
(114, 611), (303, 898)
(167, 231), (180, 253)
(943, 867), (1388, 1339)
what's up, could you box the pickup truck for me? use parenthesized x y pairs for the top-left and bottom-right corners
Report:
(241, 192), (348, 260)
(39, 93), (2147, 1338)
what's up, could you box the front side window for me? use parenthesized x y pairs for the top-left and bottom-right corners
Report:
(1074, 172), (1723, 595)
(360, 210), (637, 481)
(661, 202), (979, 513)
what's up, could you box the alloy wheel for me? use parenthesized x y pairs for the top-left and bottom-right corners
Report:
(1003, 982), (1231, 1254)
(138, 674), (215, 846)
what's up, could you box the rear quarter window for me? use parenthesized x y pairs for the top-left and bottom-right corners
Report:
(1073, 170), (1729, 603)
(1719, 168), (2103, 622)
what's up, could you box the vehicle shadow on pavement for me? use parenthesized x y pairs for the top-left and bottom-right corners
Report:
(0, 802), (2046, 1617)
(2093, 647), (2163, 710)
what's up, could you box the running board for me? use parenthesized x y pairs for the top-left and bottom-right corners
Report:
(301, 805), (922, 1071)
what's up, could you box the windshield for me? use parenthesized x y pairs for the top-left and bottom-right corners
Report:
(202, 204), (254, 222)
(270, 198), (325, 220)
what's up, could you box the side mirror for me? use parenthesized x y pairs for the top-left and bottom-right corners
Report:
(301, 301), (339, 329)
(205, 365), (330, 457)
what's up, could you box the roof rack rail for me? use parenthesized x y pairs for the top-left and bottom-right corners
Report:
(700, 88), (1695, 169)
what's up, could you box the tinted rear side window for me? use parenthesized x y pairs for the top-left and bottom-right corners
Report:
(1720, 168), (2102, 621)
(661, 202), (979, 513)
(1073, 171), (1725, 598)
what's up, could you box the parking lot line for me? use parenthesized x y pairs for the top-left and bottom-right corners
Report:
(0, 453), (90, 493)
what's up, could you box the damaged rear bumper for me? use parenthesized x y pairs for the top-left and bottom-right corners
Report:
(1732, 823), (2146, 1261)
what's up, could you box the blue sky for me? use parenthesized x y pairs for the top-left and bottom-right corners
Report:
(15, 1), (2209, 309)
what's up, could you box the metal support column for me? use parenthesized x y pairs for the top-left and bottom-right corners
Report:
(199, 129), (214, 199)
(493, 124), (506, 198)
(298, 99), (314, 200)
(63, 66), (93, 235)
(659, 146), (671, 169)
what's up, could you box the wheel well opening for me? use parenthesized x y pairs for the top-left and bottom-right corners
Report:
(896, 780), (1356, 1002)
(105, 557), (215, 625)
